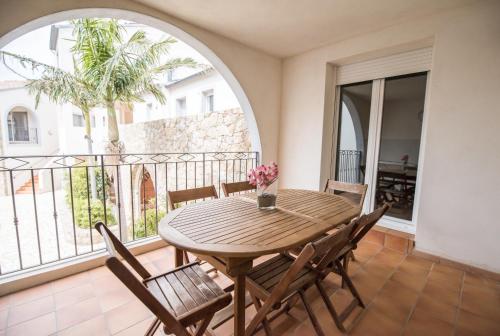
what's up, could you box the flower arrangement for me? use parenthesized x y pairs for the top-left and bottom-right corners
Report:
(248, 162), (279, 190)
(248, 162), (278, 209)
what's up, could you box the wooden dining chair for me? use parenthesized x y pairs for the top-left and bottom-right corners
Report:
(324, 179), (368, 208)
(95, 222), (232, 336)
(221, 181), (256, 197)
(244, 222), (357, 336)
(336, 203), (390, 286)
(168, 185), (219, 268)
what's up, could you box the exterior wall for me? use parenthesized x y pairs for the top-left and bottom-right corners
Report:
(121, 108), (250, 154)
(0, 0), (282, 162)
(279, 1), (500, 272)
(0, 87), (59, 157)
(133, 71), (240, 122)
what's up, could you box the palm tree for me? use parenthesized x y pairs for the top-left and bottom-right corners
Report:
(71, 18), (197, 240)
(0, 50), (100, 198)
(71, 18), (197, 152)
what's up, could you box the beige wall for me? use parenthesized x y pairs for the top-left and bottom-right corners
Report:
(0, 0), (282, 163)
(280, 0), (500, 272)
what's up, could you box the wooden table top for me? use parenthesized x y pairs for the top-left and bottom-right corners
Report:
(158, 189), (360, 258)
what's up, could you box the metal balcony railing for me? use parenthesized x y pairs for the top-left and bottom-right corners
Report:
(0, 151), (258, 276)
(8, 126), (38, 144)
(336, 150), (363, 184)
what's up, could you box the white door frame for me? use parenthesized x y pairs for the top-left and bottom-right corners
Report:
(332, 73), (430, 234)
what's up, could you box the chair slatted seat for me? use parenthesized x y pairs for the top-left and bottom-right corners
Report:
(247, 254), (317, 295)
(95, 222), (231, 336)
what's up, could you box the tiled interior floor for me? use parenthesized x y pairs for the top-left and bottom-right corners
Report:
(0, 241), (499, 336)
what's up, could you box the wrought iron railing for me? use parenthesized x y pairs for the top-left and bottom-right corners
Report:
(336, 150), (363, 184)
(0, 151), (258, 276)
(8, 127), (38, 144)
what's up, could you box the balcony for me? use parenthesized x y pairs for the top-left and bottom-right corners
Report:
(0, 152), (258, 276)
(7, 127), (38, 144)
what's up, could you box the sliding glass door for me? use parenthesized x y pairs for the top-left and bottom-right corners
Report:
(333, 72), (428, 228)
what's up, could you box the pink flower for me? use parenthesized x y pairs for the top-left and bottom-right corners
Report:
(248, 162), (279, 189)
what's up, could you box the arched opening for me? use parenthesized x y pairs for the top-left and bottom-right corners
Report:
(0, 9), (263, 275)
(0, 8), (262, 153)
(6, 106), (37, 143)
(139, 168), (155, 213)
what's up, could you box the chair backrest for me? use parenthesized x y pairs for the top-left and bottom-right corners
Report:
(259, 223), (355, 310)
(312, 221), (357, 272)
(95, 222), (186, 334)
(221, 181), (256, 197)
(167, 185), (218, 210)
(324, 179), (368, 208)
(349, 203), (390, 246)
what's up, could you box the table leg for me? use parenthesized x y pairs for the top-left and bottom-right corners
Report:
(234, 273), (246, 336)
(175, 247), (183, 267)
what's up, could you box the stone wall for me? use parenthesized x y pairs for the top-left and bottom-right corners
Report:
(120, 108), (251, 153)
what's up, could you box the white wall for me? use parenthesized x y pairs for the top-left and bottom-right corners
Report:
(0, 87), (59, 156)
(279, 0), (500, 272)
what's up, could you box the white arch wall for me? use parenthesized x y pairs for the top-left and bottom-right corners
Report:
(0, 0), (283, 162)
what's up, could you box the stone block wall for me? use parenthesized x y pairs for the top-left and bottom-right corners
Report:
(120, 108), (251, 154)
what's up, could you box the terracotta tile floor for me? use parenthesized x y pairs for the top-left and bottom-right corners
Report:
(0, 241), (499, 336)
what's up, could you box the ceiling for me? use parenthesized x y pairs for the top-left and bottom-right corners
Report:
(135, 0), (477, 57)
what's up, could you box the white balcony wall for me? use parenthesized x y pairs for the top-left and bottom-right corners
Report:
(279, 1), (500, 272)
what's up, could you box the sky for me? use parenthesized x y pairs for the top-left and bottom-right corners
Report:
(0, 20), (211, 82)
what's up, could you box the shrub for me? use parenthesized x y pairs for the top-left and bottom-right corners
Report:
(73, 198), (116, 229)
(134, 199), (166, 239)
(65, 166), (116, 229)
(65, 167), (110, 204)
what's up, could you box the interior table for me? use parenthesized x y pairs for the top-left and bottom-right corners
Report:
(158, 188), (361, 336)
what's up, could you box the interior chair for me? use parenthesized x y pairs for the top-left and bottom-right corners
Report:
(95, 222), (232, 336)
(168, 185), (218, 266)
(221, 180), (256, 197)
(244, 222), (357, 336)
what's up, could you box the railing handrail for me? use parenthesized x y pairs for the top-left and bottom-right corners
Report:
(0, 151), (257, 159)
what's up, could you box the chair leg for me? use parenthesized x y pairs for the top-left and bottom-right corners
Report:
(335, 260), (365, 308)
(315, 281), (346, 333)
(349, 250), (356, 262)
(298, 289), (325, 336)
(251, 294), (273, 336)
(144, 317), (161, 336)
(183, 250), (190, 264)
(341, 255), (349, 289)
(194, 314), (214, 336)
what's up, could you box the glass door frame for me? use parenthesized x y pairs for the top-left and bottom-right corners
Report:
(331, 73), (431, 234)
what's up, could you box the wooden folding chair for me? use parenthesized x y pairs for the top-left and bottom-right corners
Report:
(324, 179), (368, 208)
(336, 204), (390, 287)
(221, 181), (256, 197)
(168, 186), (219, 269)
(95, 222), (232, 336)
(244, 222), (357, 336)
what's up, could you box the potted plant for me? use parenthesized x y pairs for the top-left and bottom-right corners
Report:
(248, 162), (279, 210)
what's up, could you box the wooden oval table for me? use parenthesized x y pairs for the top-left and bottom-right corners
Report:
(159, 189), (361, 336)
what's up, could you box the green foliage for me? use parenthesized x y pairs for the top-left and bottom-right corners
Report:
(65, 167), (109, 203)
(65, 167), (116, 229)
(71, 18), (198, 117)
(73, 198), (116, 229)
(134, 199), (166, 239)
